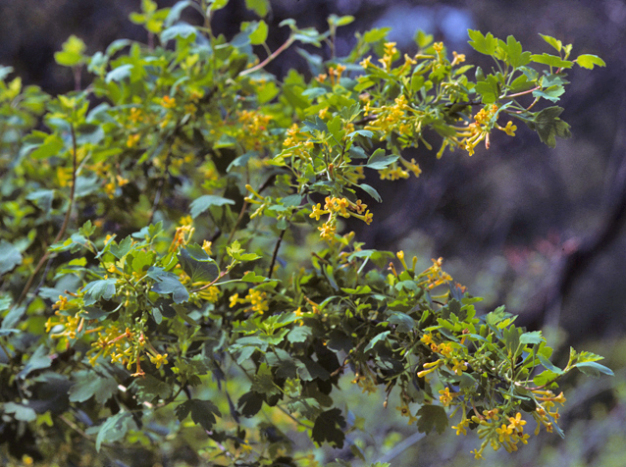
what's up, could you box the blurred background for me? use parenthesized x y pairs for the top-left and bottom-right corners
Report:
(1, 0), (625, 466)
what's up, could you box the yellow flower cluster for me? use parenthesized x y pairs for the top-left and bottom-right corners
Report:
(471, 411), (530, 457)
(532, 389), (566, 434)
(169, 217), (194, 252)
(364, 94), (410, 140)
(282, 123), (314, 160)
(418, 257), (453, 289)
(238, 109), (273, 151)
(309, 196), (373, 242)
(229, 288), (269, 314)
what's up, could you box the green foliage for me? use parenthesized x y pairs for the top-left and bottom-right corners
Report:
(0, 1), (609, 466)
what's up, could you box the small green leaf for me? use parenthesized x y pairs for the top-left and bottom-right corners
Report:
(29, 134), (64, 160)
(359, 183), (382, 202)
(175, 399), (221, 431)
(0, 240), (22, 275)
(69, 371), (118, 404)
(109, 236), (133, 260)
(312, 408), (346, 448)
(576, 54), (606, 70)
(538, 354), (564, 375)
(178, 245), (219, 283)
(366, 149), (398, 170)
(189, 195), (235, 219)
(95, 412), (137, 451)
(416, 404), (449, 434)
(520, 331), (543, 345)
(574, 361), (614, 377)
(468, 30), (497, 55)
(148, 267), (189, 304)
(83, 279), (117, 302)
(249, 20), (268, 45)
(245, 0), (268, 16)
(531, 53), (573, 69)
(538, 34), (562, 52)
(4, 402), (37, 422)
(238, 391), (264, 417)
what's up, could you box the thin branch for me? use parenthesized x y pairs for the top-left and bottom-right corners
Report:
(268, 228), (286, 278)
(240, 37), (296, 76)
(15, 123), (78, 307)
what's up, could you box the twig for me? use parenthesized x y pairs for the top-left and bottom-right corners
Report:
(15, 123), (78, 307)
(240, 37), (296, 76)
(268, 229), (286, 278)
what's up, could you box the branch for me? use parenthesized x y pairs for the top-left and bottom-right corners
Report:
(15, 124), (78, 307)
(240, 36), (296, 77)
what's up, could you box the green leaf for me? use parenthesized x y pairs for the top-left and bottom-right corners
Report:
(364, 331), (391, 353)
(95, 412), (137, 451)
(0, 240), (22, 275)
(69, 371), (118, 404)
(531, 53), (573, 69)
(502, 35), (531, 68)
(538, 34), (562, 52)
(148, 267), (189, 304)
(359, 183), (382, 203)
(238, 391), (264, 417)
(54, 35), (86, 67)
(468, 30), (497, 55)
(178, 245), (219, 283)
(538, 354), (564, 375)
(161, 23), (198, 43)
(105, 64), (134, 84)
(189, 195), (235, 219)
(83, 279), (117, 302)
(3, 402), (37, 422)
(520, 331), (543, 345)
(175, 399), (221, 431)
(365, 149), (398, 170)
(387, 312), (415, 333)
(249, 20), (268, 45)
(532, 84), (565, 102)
(528, 106), (571, 148)
(416, 404), (449, 434)
(576, 54), (606, 70)
(312, 408), (346, 448)
(130, 374), (173, 401)
(18, 345), (52, 379)
(415, 30), (433, 48)
(29, 134), (64, 160)
(475, 75), (500, 104)
(287, 326), (312, 343)
(574, 361), (614, 377)
(364, 27), (390, 44)
(109, 236), (133, 260)
(245, 0), (269, 16)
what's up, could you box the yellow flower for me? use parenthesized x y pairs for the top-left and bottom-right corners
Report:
(452, 418), (469, 436)
(496, 423), (513, 443)
(451, 51), (466, 66)
(161, 95), (176, 109)
(421, 333), (434, 346)
(502, 121), (517, 136)
(202, 240), (212, 255)
(229, 293), (240, 308)
(438, 387), (456, 407)
(309, 203), (327, 221)
(508, 412), (526, 431)
(149, 353), (169, 369)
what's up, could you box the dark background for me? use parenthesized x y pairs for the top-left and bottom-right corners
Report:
(2, 1), (624, 465)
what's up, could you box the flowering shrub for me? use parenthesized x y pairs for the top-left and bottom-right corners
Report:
(0, 0), (612, 465)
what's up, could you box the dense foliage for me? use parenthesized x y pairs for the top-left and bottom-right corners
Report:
(0, 0), (612, 465)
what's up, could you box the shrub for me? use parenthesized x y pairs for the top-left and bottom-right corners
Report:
(0, 0), (611, 465)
